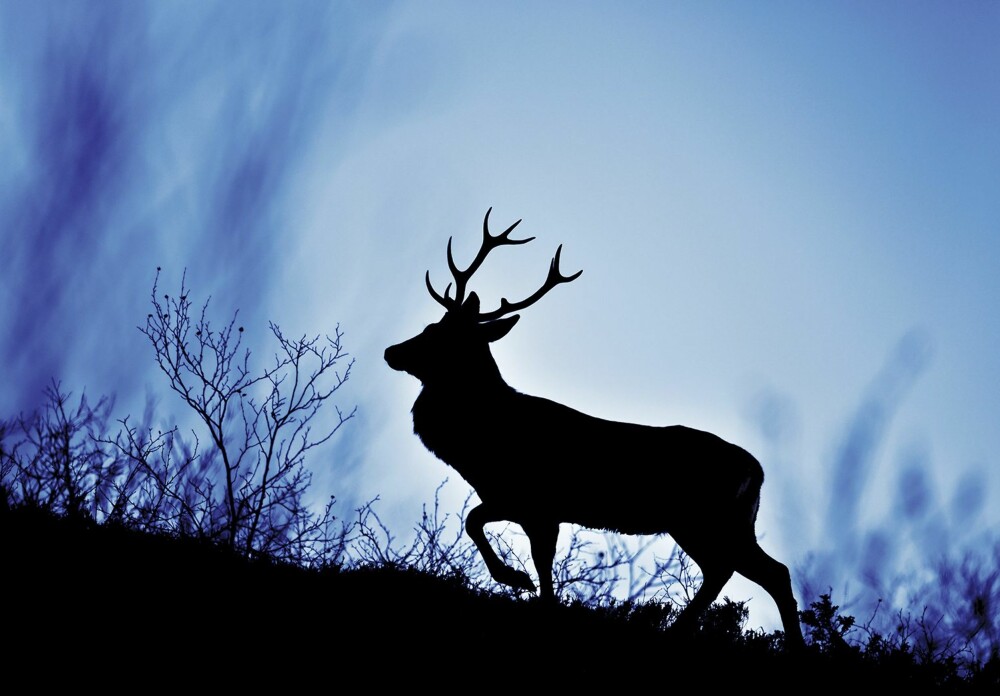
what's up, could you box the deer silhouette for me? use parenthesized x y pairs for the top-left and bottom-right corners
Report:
(384, 208), (804, 645)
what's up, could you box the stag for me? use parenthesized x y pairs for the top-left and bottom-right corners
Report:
(384, 208), (804, 644)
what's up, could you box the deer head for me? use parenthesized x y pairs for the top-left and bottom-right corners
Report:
(384, 207), (582, 387)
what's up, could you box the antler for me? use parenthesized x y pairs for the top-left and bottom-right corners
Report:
(451, 207), (536, 304)
(477, 243), (582, 321)
(425, 207), (534, 310)
(425, 208), (582, 318)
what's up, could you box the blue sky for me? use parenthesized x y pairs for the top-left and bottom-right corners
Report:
(2, 2), (998, 630)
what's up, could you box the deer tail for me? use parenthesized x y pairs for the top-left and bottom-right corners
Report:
(736, 454), (765, 526)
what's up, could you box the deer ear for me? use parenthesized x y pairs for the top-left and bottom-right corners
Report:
(462, 292), (481, 315)
(479, 315), (519, 342)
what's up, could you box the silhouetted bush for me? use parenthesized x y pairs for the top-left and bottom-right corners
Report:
(798, 591), (1000, 688)
(1, 269), (355, 566)
(0, 380), (112, 519)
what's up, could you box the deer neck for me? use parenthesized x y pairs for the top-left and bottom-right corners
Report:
(413, 351), (515, 425)
(424, 357), (511, 400)
(411, 363), (515, 474)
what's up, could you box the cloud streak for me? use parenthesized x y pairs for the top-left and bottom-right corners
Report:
(0, 1), (386, 415)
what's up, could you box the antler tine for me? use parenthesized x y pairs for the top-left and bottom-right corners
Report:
(478, 243), (582, 321)
(425, 270), (456, 311)
(484, 206), (535, 248)
(447, 208), (535, 305)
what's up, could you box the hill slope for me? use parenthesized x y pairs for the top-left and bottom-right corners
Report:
(2, 505), (994, 690)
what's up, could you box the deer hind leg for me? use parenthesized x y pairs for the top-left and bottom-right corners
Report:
(465, 503), (536, 593)
(522, 520), (560, 602)
(670, 561), (735, 636)
(734, 541), (804, 646)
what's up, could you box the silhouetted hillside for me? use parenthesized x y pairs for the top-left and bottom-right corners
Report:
(3, 505), (995, 690)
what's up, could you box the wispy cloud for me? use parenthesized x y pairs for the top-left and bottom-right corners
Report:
(0, 1), (387, 414)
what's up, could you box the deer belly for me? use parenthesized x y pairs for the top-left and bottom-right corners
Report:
(551, 460), (758, 535)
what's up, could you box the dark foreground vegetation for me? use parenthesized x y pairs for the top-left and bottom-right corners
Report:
(3, 503), (997, 690)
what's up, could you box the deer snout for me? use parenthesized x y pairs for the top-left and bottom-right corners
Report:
(384, 344), (405, 372)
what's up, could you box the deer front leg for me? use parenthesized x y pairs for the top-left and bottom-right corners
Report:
(522, 520), (559, 602)
(466, 503), (536, 593)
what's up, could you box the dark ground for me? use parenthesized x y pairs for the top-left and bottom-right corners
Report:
(2, 504), (994, 690)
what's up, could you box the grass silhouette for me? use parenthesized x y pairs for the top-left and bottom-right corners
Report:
(3, 502), (996, 690)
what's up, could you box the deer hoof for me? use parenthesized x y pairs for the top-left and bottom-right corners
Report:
(501, 568), (536, 593)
